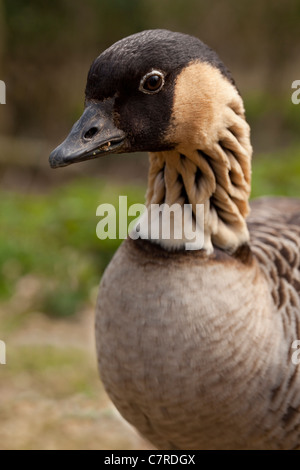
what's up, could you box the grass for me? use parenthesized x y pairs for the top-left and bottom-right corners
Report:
(251, 144), (300, 198)
(0, 179), (145, 317)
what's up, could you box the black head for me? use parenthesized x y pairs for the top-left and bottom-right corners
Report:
(49, 29), (235, 168)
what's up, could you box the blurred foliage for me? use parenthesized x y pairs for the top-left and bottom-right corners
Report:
(244, 93), (300, 151)
(251, 144), (300, 199)
(0, 180), (145, 316)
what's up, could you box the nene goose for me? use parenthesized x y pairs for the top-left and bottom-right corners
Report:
(49, 30), (300, 450)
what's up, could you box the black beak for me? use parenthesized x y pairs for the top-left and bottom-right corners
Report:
(49, 101), (126, 169)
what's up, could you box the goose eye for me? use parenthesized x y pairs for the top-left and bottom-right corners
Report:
(139, 71), (165, 94)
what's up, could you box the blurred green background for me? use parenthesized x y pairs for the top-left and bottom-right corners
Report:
(0, 0), (299, 450)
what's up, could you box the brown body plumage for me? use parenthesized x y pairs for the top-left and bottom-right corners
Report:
(96, 197), (300, 450)
(49, 30), (300, 449)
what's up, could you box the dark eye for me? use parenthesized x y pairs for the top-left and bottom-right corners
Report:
(139, 71), (165, 94)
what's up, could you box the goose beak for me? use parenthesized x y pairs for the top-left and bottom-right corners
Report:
(49, 101), (127, 169)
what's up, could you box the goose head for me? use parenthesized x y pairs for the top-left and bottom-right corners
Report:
(49, 29), (252, 253)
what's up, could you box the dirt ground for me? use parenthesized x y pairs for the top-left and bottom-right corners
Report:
(0, 276), (150, 450)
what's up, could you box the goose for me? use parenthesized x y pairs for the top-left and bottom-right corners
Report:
(49, 29), (300, 450)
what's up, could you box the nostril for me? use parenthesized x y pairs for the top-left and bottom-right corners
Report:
(84, 127), (99, 140)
